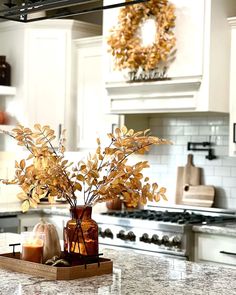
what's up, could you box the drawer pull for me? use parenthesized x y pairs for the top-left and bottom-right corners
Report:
(220, 250), (236, 256)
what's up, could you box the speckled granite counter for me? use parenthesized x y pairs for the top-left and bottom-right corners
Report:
(193, 222), (236, 237)
(0, 234), (236, 294)
(0, 202), (70, 217)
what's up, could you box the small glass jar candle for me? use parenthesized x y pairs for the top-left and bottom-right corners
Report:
(21, 232), (45, 263)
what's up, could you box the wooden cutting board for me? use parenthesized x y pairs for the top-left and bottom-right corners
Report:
(182, 185), (215, 207)
(175, 154), (201, 205)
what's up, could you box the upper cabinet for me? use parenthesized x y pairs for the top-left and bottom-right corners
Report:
(74, 36), (120, 150)
(228, 17), (236, 157)
(0, 20), (101, 150)
(103, 0), (236, 114)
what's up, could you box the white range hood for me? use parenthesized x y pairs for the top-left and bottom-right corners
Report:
(106, 76), (201, 114)
(103, 0), (236, 114)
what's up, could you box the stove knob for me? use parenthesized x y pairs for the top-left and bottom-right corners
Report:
(140, 233), (150, 243)
(170, 236), (181, 248)
(151, 234), (161, 245)
(117, 230), (126, 240)
(127, 231), (136, 241)
(104, 228), (113, 239)
(98, 227), (105, 238)
(161, 235), (170, 247)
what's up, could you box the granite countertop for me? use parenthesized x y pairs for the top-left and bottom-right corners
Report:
(0, 203), (70, 217)
(0, 234), (236, 294)
(193, 222), (236, 236)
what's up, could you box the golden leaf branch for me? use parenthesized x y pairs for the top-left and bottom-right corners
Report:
(0, 124), (171, 212)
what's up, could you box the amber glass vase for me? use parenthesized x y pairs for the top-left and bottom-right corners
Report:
(0, 56), (11, 86)
(64, 205), (98, 263)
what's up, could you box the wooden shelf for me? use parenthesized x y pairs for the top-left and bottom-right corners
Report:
(0, 86), (16, 96)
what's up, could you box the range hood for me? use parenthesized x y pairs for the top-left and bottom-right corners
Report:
(0, 0), (148, 22)
(103, 0), (234, 114)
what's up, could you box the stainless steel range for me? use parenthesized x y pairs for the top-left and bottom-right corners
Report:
(96, 208), (236, 260)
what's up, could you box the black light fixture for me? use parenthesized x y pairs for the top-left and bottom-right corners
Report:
(0, 0), (149, 22)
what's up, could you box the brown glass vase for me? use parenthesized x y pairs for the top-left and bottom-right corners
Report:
(64, 205), (98, 263)
(0, 56), (11, 86)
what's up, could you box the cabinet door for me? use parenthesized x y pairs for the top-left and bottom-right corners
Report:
(25, 29), (67, 138)
(18, 214), (42, 232)
(75, 37), (120, 150)
(194, 233), (236, 268)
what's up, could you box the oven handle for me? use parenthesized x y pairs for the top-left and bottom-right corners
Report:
(219, 250), (236, 256)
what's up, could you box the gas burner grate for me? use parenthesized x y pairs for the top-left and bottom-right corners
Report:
(102, 209), (236, 225)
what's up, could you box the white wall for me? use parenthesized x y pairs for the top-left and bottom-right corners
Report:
(127, 113), (234, 209)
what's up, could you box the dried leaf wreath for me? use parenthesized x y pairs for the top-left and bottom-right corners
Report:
(0, 124), (171, 212)
(107, 0), (176, 71)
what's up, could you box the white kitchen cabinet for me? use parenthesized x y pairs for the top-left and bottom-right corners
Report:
(0, 20), (101, 150)
(194, 233), (236, 268)
(229, 18), (236, 157)
(74, 36), (120, 150)
(103, 0), (236, 114)
(18, 213), (42, 233)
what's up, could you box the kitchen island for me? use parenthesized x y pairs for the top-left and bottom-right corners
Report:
(0, 234), (236, 294)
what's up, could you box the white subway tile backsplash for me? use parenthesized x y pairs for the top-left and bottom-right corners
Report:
(230, 188), (236, 198)
(231, 168), (236, 177)
(228, 198), (236, 208)
(214, 166), (231, 177)
(176, 117), (193, 126)
(201, 166), (214, 176)
(204, 158), (222, 166)
(215, 146), (228, 157)
(223, 177), (236, 188)
(207, 116), (226, 126)
(214, 125), (229, 136)
(160, 155), (178, 166)
(222, 157), (236, 166)
(146, 113), (236, 208)
(162, 117), (177, 126)
(191, 135), (208, 142)
(191, 117), (208, 126)
(204, 176), (223, 186)
(175, 135), (192, 145)
(162, 126), (184, 136)
(184, 126), (199, 135)
(198, 126), (212, 135)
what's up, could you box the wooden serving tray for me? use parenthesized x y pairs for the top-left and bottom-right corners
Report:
(0, 252), (113, 280)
